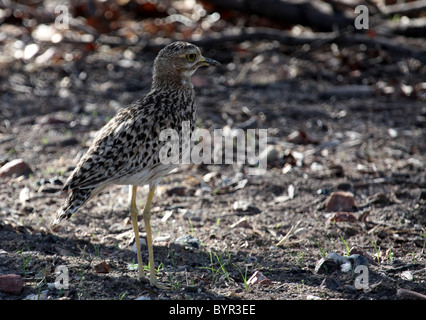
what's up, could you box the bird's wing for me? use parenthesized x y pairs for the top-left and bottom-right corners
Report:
(63, 101), (161, 191)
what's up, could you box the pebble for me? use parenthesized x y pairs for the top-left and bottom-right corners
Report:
(174, 235), (200, 249)
(19, 187), (31, 204)
(0, 159), (32, 178)
(38, 185), (62, 194)
(0, 274), (23, 295)
(232, 200), (261, 215)
(166, 186), (187, 197)
(315, 252), (369, 274)
(325, 191), (355, 212)
(36, 176), (64, 187)
(131, 237), (147, 253)
(401, 270), (414, 281)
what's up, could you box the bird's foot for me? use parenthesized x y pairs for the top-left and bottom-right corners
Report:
(137, 274), (169, 290)
(149, 276), (170, 290)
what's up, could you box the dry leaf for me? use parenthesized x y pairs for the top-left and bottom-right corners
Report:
(94, 261), (111, 273)
(247, 271), (271, 286)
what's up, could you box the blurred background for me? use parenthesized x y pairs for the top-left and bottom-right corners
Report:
(0, 0), (425, 300)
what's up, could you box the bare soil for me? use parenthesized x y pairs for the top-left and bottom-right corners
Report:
(0, 18), (425, 301)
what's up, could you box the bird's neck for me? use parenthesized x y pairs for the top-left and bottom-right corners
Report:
(152, 71), (194, 91)
(150, 76), (195, 104)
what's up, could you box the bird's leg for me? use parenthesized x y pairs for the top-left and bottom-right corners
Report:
(129, 185), (146, 281)
(142, 185), (168, 289)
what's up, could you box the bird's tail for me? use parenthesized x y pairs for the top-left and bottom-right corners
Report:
(51, 188), (93, 228)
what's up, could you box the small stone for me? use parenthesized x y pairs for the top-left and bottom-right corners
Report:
(0, 159), (32, 178)
(315, 252), (369, 274)
(19, 187), (31, 204)
(349, 247), (378, 266)
(49, 177), (64, 186)
(174, 235), (200, 249)
(166, 187), (187, 197)
(315, 255), (340, 274)
(131, 237), (147, 253)
(0, 274), (23, 295)
(38, 185), (62, 194)
(232, 200), (261, 215)
(325, 191), (355, 212)
(401, 271), (414, 281)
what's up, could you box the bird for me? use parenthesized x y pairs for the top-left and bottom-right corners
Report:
(51, 41), (220, 289)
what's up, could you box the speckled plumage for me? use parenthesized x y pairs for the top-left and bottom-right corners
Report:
(52, 42), (219, 288)
(53, 41), (217, 223)
(55, 82), (196, 221)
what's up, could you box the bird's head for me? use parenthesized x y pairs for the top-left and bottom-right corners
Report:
(152, 41), (220, 88)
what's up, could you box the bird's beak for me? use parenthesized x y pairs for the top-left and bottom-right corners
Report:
(200, 56), (221, 67)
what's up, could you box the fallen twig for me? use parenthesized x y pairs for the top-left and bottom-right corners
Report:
(276, 220), (301, 247)
(397, 288), (426, 300)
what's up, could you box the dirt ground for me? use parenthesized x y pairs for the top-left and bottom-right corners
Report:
(0, 3), (425, 302)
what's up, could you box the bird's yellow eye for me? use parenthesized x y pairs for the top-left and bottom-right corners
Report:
(186, 53), (197, 61)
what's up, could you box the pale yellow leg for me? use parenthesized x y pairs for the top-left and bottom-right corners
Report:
(143, 185), (168, 289)
(129, 185), (146, 281)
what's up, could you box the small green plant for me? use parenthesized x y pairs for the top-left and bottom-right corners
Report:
(17, 245), (32, 276)
(118, 291), (127, 300)
(93, 244), (101, 260)
(127, 258), (140, 271)
(311, 238), (327, 258)
(168, 274), (180, 290)
(156, 262), (165, 273)
(200, 250), (230, 284)
(371, 241), (382, 264)
(296, 280), (305, 294)
(340, 235), (350, 256)
(37, 286), (42, 300)
(233, 263), (250, 292)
